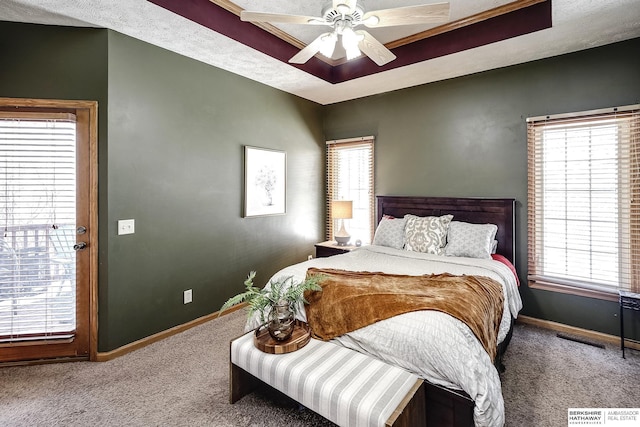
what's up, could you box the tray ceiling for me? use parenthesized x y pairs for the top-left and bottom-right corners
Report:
(1, 0), (639, 104)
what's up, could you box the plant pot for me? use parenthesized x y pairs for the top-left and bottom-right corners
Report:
(268, 302), (295, 341)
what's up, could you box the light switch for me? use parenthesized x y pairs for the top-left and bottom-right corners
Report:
(184, 289), (193, 304)
(118, 219), (135, 235)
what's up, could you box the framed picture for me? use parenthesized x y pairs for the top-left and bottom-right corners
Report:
(244, 146), (286, 217)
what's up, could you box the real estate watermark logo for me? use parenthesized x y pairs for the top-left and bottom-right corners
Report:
(568, 409), (640, 426)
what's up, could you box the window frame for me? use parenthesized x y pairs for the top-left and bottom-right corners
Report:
(527, 104), (640, 301)
(326, 136), (375, 245)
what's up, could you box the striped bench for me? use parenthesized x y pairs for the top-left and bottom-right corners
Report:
(230, 331), (425, 427)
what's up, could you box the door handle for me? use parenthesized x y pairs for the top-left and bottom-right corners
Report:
(73, 242), (88, 251)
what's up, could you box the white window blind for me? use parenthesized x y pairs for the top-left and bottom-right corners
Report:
(0, 114), (77, 342)
(326, 137), (375, 244)
(527, 105), (640, 296)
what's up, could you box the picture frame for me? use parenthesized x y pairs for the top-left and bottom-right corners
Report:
(244, 146), (286, 217)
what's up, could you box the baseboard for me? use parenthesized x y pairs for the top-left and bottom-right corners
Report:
(95, 303), (246, 362)
(517, 315), (640, 351)
(96, 310), (637, 362)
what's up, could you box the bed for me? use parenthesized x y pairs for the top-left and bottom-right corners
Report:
(246, 196), (522, 427)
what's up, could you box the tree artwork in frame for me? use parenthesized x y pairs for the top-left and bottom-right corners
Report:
(244, 146), (286, 217)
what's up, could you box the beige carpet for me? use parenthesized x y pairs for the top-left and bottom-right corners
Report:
(0, 309), (639, 426)
(501, 322), (640, 427)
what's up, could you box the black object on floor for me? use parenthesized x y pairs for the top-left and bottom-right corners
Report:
(556, 333), (605, 349)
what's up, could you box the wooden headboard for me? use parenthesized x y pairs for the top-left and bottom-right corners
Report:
(376, 196), (516, 264)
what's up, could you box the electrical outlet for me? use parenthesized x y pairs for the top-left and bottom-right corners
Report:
(117, 219), (135, 235)
(307, 254), (313, 260)
(183, 289), (193, 304)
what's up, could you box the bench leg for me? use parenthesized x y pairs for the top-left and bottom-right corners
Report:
(229, 362), (261, 404)
(386, 380), (426, 427)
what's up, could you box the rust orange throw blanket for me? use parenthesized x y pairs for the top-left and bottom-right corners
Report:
(304, 268), (504, 361)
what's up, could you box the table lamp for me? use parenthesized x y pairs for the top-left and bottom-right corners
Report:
(332, 200), (353, 246)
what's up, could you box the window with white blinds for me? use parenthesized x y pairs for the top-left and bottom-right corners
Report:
(527, 105), (640, 297)
(326, 137), (375, 244)
(0, 113), (77, 342)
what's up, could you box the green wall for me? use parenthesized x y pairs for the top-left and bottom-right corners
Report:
(104, 32), (324, 350)
(0, 21), (324, 352)
(323, 37), (640, 339)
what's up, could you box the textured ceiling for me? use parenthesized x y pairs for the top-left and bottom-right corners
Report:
(1, 0), (639, 105)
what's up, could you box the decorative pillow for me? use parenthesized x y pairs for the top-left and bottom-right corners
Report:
(372, 216), (407, 249)
(445, 221), (498, 259)
(403, 214), (453, 254)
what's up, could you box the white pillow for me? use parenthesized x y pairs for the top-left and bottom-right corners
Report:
(403, 214), (453, 255)
(445, 221), (498, 259)
(372, 216), (407, 249)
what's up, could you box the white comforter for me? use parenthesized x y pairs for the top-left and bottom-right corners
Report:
(246, 245), (523, 427)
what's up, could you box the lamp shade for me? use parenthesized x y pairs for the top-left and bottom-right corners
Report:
(332, 200), (353, 219)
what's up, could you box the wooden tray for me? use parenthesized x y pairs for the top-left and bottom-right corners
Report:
(254, 320), (311, 354)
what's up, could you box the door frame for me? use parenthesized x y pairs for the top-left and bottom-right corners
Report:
(0, 97), (98, 362)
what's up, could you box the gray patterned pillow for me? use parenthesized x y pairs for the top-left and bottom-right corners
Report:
(445, 221), (498, 259)
(403, 214), (453, 254)
(372, 216), (407, 249)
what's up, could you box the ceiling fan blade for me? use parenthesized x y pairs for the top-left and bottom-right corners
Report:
(288, 33), (329, 64)
(241, 11), (326, 25)
(363, 2), (450, 28)
(357, 31), (396, 66)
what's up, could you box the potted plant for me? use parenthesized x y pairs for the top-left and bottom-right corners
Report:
(219, 271), (323, 341)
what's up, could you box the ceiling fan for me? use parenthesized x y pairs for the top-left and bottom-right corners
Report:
(240, 1), (450, 66)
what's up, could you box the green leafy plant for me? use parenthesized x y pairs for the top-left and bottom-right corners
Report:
(219, 271), (323, 323)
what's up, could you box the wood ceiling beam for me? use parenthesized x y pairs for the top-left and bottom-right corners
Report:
(208, 0), (307, 50)
(386, 0), (548, 49)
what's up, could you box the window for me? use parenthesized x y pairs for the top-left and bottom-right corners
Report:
(326, 136), (375, 244)
(0, 114), (78, 342)
(527, 105), (640, 299)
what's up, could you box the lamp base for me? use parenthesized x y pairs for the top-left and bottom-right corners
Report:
(334, 235), (350, 246)
(334, 218), (350, 246)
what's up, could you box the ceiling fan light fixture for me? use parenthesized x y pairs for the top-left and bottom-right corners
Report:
(344, 43), (362, 60)
(319, 32), (338, 58)
(341, 27), (363, 59)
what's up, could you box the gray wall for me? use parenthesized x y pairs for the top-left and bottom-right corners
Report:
(0, 21), (325, 352)
(323, 37), (640, 339)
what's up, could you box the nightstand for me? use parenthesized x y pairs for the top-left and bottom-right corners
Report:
(619, 290), (640, 358)
(314, 240), (358, 258)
